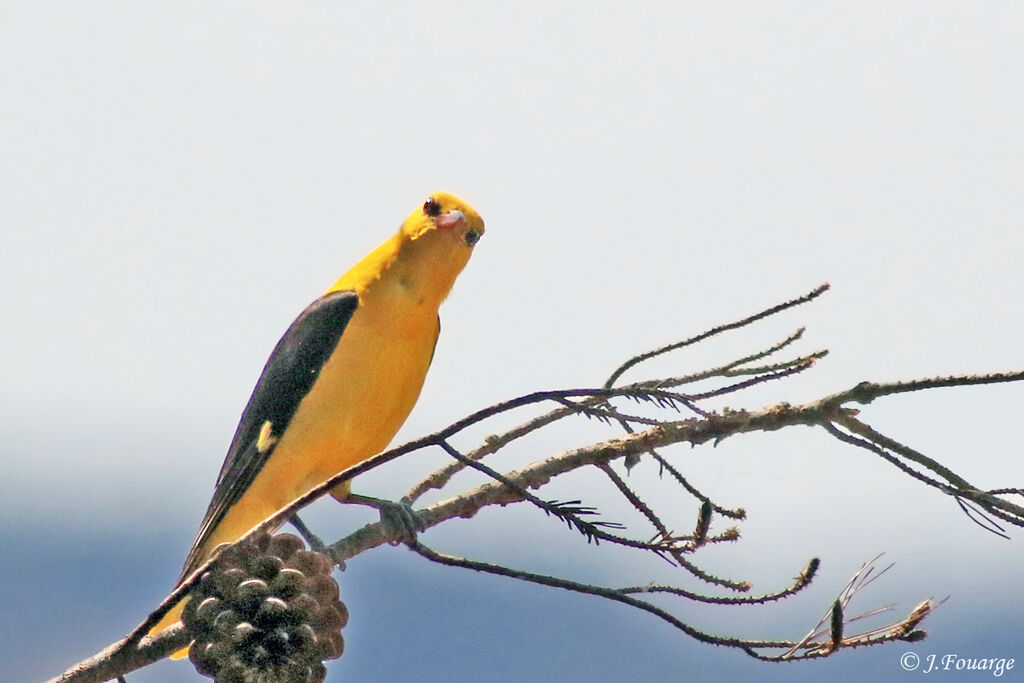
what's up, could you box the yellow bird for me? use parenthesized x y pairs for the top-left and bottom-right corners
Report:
(151, 191), (484, 652)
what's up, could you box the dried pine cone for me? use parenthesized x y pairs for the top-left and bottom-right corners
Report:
(182, 531), (347, 683)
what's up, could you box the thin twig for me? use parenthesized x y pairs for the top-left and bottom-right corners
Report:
(604, 283), (830, 387)
(408, 541), (769, 649)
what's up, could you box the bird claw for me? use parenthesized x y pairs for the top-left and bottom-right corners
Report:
(341, 493), (426, 546)
(377, 500), (426, 546)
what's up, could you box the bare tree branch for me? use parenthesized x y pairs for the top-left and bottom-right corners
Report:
(48, 284), (1023, 682)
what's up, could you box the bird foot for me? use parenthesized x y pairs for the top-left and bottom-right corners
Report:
(378, 500), (427, 546)
(344, 494), (426, 546)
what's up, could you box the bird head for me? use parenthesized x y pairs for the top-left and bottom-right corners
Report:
(328, 192), (484, 304)
(402, 191), (485, 250)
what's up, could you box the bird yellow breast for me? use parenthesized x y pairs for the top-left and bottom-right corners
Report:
(196, 279), (438, 554)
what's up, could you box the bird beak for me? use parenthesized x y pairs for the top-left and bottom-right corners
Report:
(433, 209), (465, 230)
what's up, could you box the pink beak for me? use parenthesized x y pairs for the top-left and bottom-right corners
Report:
(433, 209), (465, 230)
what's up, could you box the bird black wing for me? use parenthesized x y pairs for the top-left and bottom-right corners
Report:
(179, 289), (359, 582)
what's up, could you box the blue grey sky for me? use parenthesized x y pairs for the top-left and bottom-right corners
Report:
(4, 3), (1023, 681)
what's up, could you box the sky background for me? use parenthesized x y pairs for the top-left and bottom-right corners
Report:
(4, 2), (1024, 682)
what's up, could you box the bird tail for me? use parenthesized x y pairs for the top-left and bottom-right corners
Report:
(148, 599), (191, 660)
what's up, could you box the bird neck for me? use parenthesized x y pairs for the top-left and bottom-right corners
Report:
(326, 230), (467, 312)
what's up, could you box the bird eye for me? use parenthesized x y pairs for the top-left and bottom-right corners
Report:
(464, 230), (480, 246)
(423, 196), (441, 217)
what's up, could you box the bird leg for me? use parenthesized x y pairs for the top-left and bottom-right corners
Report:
(341, 493), (427, 546)
(288, 514), (328, 552)
(288, 513), (348, 569)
